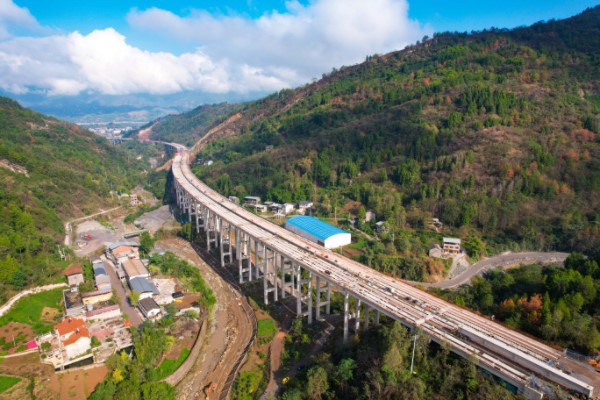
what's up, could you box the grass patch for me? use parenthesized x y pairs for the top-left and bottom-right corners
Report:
(0, 376), (21, 393)
(257, 319), (276, 338)
(152, 348), (191, 380)
(0, 289), (63, 334)
(231, 370), (264, 400)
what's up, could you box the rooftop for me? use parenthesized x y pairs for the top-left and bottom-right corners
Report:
(111, 246), (137, 256)
(106, 242), (139, 251)
(86, 304), (120, 318)
(122, 258), (149, 278)
(443, 237), (462, 244)
(286, 216), (349, 241)
(55, 317), (85, 336)
(138, 297), (160, 312)
(129, 277), (159, 295)
(92, 262), (107, 276)
(64, 263), (83, 277)
(63, 327), (90, 346)
(81, 289), (112, 299)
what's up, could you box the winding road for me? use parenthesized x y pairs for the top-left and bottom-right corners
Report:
(426, 251), (569, 289)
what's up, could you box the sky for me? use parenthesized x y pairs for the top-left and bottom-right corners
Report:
(0, 0), (598, 99)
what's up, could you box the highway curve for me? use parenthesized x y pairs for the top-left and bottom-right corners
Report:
(426, 251), (569, 289)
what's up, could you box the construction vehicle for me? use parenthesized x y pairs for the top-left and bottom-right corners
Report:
(202, 382), (217, 399)
(82, 233), (92, 241)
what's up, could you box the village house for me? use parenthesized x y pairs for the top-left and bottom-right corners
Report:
(443, 237), (462, 255)
(81, 289), (112, 306)
(54, 317), (91, 360)
(63, 264), (84, 286)
(138, 298), (161, 319)
(298, 201), (313, 214)
(244, 196), (261, 205)
(92, 260), (111, 291)
(63, 286), (84, 316)
(129, 277), (159, 300)
(121, 258), (150, 281)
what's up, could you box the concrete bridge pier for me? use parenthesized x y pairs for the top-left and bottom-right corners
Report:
(219, 222), (232, 267)
(315, 276), (332, 321)
(343, 291), (350, 344)
(354, 300), (362, 332)
(236, 230), (251, 283)
(363, 305), (371, 329)
(206, 212), (217, 249)
(295, 265), (313, 324)
(280, 256), (294, 299)
(262, 246), (278, 305)
(196, 203), (205, 234)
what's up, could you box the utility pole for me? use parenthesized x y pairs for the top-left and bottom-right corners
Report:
(410, 333), (418, 374)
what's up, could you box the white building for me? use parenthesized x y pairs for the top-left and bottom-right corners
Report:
(443, 237), (462, 254)
(138, 298), (161, 319)
(285, 216), (351, 249)
(63, 328), (91, 359)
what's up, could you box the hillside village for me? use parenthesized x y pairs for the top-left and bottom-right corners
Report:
(15, 242), (203, 370)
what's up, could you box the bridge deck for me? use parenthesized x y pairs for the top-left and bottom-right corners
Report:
(171, 150), (600, 398)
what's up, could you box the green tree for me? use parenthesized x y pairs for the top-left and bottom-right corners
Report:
(306, 366), (329, 400)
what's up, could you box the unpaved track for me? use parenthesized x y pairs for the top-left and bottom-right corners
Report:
(155, 238), (254, 400)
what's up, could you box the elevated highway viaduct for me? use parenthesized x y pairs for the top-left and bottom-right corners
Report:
(168, 145), (600, 400)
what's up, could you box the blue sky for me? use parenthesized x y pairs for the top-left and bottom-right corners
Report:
(1, 0), (598, 99)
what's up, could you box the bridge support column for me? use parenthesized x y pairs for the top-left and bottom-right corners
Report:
(219, 222), (232, 267)
(280, 257), (294, 299)
(206, 212), (217, 249)
(295, 265), (313, 324)
(375, 310), (380, 325)
(237, 230), (251, 283)
(343, 291), (349, 344)
(364, 305), (371, 329)
(315, 277), (331, 322)
(262, 246), (278, 305)
(354, 300), (362, 332)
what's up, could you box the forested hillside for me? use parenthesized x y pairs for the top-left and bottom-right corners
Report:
(132, 102), (240, 147)
(163, 6), (600, 281)
(0, 97), (143, 298)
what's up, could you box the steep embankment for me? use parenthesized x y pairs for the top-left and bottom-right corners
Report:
(0, 97), (143, 297)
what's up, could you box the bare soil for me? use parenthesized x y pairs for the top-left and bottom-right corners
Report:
(0, 322), (35, 343)
(40, 307), (59, 323)
(0, 353), (108, 400)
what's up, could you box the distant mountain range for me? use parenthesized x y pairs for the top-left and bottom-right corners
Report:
(3, 90), (269, 127)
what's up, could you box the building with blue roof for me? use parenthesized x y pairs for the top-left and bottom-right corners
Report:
(285, 216), (351, 249)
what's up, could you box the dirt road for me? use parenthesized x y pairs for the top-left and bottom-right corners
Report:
(154, 239), (254, 400)
(426, 251), (569, 289)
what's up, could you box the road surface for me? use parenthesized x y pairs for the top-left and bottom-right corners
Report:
(427, 251), (569, 289)
(101, 256), (143, 327)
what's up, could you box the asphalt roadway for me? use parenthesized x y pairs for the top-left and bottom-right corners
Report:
(424, 251), (569, 289)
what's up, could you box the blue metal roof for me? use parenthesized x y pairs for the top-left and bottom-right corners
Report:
(129, 277), (159, 295)
(286, 216), (349, 241)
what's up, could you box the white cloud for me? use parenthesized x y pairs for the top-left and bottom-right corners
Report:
(128, 0), (430, 82)
(0, 0), (430, 97)
(0, 0), (42, 39)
